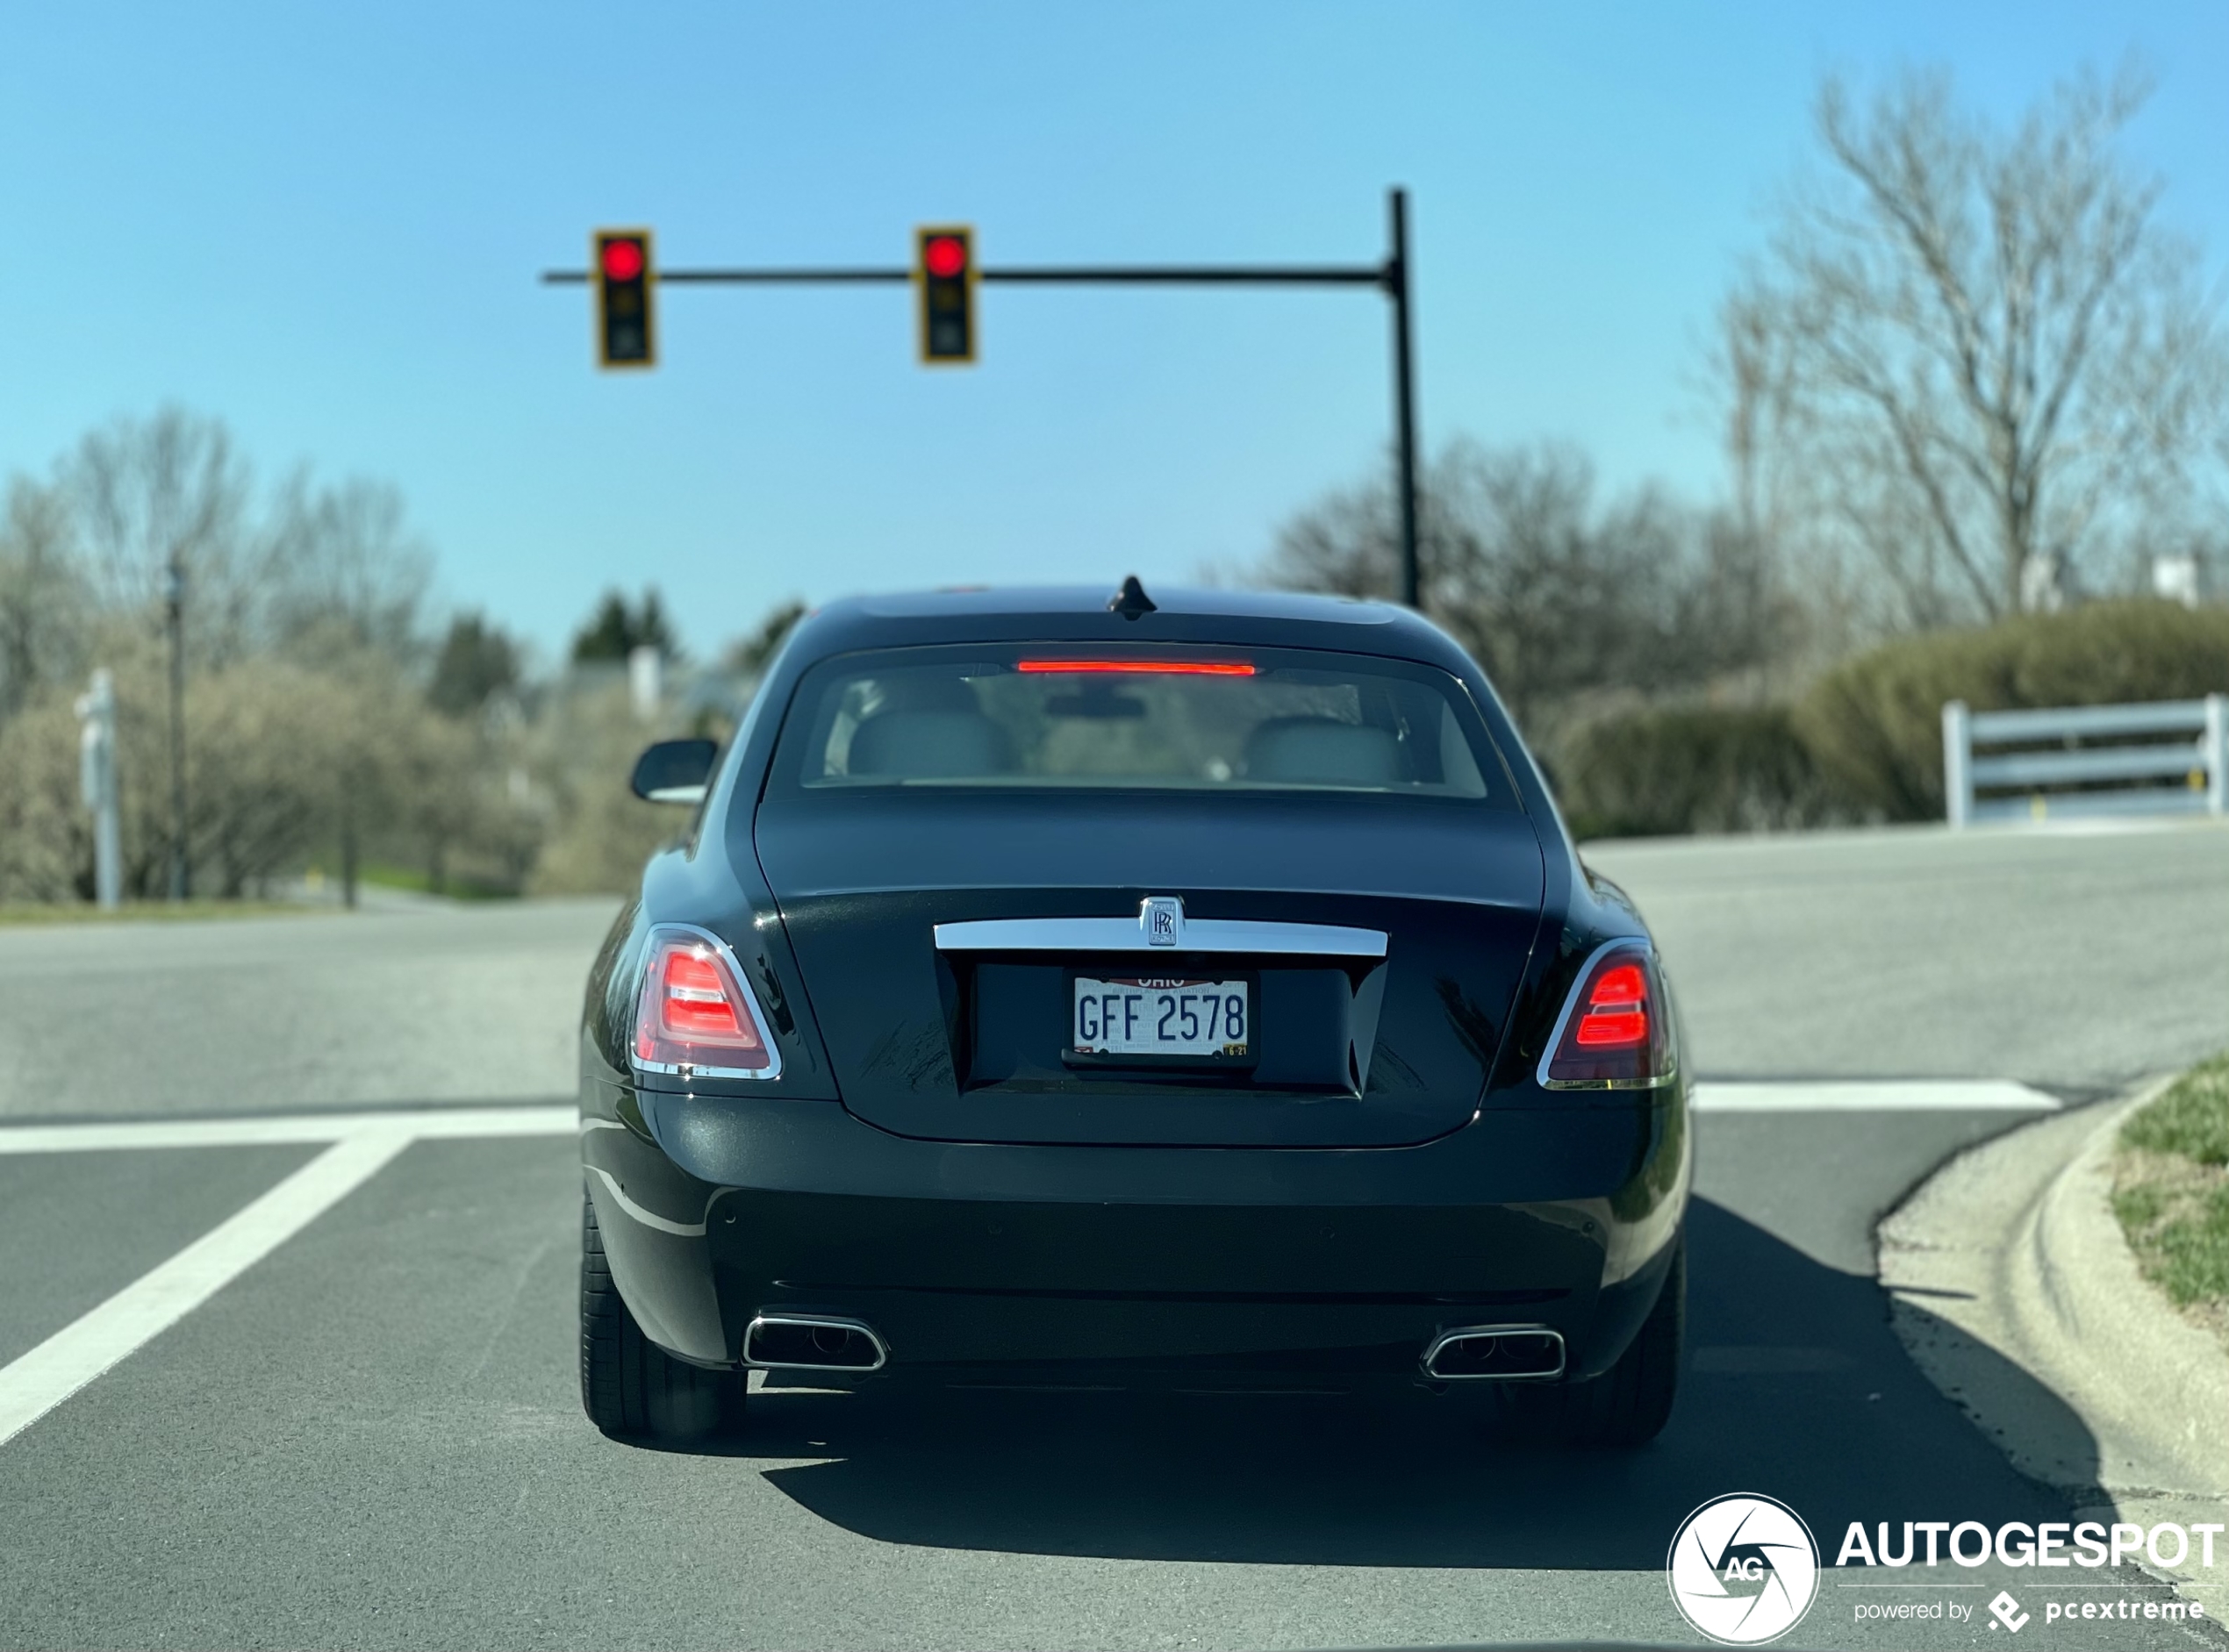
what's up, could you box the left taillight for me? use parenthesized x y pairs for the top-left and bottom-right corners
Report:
(632, 926), (780, 1079)
(1539, 942), (1675, 1090)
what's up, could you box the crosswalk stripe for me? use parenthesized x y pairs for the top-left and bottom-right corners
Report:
(0, 1127), (413, 1448)
(0, 1105), (578, 1448)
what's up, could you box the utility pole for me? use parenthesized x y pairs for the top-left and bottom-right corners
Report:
(164, 554), (189, 900)
(75, 669), (122, 910)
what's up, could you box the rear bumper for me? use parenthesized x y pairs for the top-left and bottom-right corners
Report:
(581, 1080), (1688, 1386)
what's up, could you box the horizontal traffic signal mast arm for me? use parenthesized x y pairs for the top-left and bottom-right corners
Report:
(545, 266), (911, 284)
(541, 182), (1420, 606)
(541, 261), (1393, 290)
(985, 263), (1388, 287)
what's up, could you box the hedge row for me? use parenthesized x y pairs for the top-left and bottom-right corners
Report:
(1553, 599), (2229, 839)
(1554, 706), (1841, 840)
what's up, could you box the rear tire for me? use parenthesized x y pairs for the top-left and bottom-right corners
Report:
(580, 1194), (743, 1440)
(1509, 1235), (1682, 1448)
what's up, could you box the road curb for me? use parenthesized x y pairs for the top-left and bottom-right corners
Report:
(1878, 1083), (2229, 1589)
(2018, 1088), (2229, 1492)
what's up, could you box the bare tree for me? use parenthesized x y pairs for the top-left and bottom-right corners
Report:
(1261, 440), (1802, 731)
(1264, 472), (1403, 600)
(0, 476), (91, 722)
(261, 470), (432, 662)
(68, 407), (257, 663)
(0, 408), (533, 905)
(1716, 62), (2229, 626)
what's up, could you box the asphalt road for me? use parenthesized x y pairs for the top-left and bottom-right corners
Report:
(0, 898), (608, 1118)
(2, 821), (2225, 1650)
(1583, 819), (2229, 1090)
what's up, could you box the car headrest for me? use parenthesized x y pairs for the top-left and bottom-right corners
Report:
(1243, 718), (1402, 787)
(847, 711), (1014, 779)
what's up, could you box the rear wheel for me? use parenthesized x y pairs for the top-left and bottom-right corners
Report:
(580, 1194), (744, 1439)
(1508, 1236), (1682, 1448)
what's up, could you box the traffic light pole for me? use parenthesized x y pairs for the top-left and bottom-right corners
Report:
(544, 187), (1425, 609)
(1387, 190), (1420, 609)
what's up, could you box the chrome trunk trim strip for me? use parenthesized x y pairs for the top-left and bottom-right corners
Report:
(932, 916), (1387, 958)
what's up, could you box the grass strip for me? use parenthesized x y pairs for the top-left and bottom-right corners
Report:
(2114, 1053), (2229, 1339)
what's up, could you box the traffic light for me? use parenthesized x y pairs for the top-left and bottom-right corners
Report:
(916, 226), (975, 364)
(595, 230), (656, 368)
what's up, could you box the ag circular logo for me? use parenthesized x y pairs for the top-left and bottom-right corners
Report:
(1666, 1492), (1820, 1644)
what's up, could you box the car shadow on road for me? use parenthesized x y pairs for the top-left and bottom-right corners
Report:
(680, 1197), (2104, 1570)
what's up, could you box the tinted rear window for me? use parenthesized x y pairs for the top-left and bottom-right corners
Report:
(770, 646), (1504, 800)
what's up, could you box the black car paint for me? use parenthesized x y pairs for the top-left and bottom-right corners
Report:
(578, 589), (1688, 1386)
(756, 790), (1545, 1148)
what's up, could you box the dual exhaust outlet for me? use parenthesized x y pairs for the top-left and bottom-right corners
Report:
(742, 1313), (1563, 1382)
(1419, 1324), (1566, 1381)
(744, 1313), (889, 1372)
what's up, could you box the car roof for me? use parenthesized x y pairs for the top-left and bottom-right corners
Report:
(785, 583), (1477, 674)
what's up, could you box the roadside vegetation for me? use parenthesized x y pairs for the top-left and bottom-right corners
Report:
(1263, 61), (2229, 840)
(0, 409), (800, 906)
(2114, 1054), (2229, 1348)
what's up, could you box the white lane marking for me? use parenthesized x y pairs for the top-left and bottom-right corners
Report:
(1692, 1079), (2059, 1112)
(0, 1105), (584, 1447)
(0, 1127), (413, 1449)
(0, 1105), (575, 1155)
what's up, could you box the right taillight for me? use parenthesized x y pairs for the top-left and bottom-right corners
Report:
(1540, 943), (1675, 1089)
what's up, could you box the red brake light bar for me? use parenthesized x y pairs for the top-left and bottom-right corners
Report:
(1015, 661), (1255, 676)
(1541, 945), (1674, 1089)
(1573, 962), (1649, 1048)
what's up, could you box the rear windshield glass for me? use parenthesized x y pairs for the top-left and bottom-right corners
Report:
(771, 646), (1501, 799)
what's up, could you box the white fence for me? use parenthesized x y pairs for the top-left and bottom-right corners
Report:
(1943, 696), (2229, 826)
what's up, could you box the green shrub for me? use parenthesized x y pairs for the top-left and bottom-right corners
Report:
(1795, 600), (2229, 822)
(1555, 704), (1845, 840)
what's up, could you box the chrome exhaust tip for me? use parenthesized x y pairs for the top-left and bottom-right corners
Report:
(744, 1313), (889, 1372)
(1420, 1324), (1566, 1381)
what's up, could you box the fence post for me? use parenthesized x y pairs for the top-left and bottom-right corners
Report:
(1942, 700), (1972, 829)
(2206, 694), (2228, 819)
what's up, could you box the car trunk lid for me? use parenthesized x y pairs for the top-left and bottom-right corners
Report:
(753, 790), (1545, 1148)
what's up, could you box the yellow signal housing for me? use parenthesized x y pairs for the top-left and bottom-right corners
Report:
(594, 229), (656, 369)
(916, 225), (976, 365)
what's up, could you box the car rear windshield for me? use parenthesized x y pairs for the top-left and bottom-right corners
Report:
(770, 646), (1504, 799)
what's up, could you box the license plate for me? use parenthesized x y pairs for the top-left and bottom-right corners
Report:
(1072, 976), (1249, 1059)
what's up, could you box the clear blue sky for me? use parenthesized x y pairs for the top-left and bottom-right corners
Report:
(4, 2), (2225, 662)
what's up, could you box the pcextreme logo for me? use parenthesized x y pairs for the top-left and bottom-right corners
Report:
(1666, 1493), (1821, 1644)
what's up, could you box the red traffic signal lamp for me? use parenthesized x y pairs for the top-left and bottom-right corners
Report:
(595, 230), (656, 368)
(916, 226), (975, 364)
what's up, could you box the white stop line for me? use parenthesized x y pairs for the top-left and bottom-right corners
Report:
(0, 1105), (572, 1450)
(1690, 1079), (2060, 1112)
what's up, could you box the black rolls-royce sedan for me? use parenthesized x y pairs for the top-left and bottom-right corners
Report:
(578, 580), (1688, 1444)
